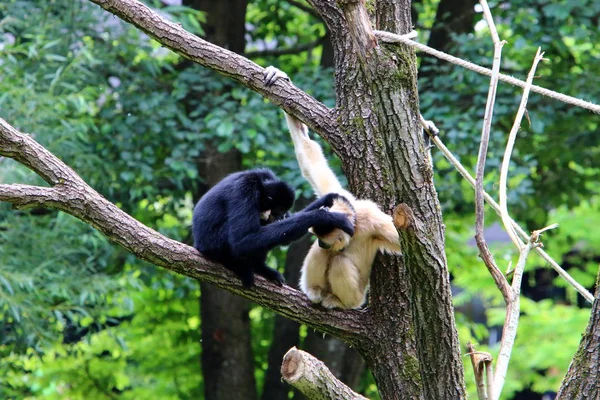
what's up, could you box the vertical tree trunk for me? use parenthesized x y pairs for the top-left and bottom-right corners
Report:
(556, 271), (600, 399)
(184, 1), (256, 399)
(317, 0), (466, 397)
(198, 148), (258, 400)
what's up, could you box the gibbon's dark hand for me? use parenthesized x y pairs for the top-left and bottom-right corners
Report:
(312, 209), (355, 237)
(320, 192), (345, 209)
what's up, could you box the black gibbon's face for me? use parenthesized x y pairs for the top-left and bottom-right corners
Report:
(260, 179), (295, 224)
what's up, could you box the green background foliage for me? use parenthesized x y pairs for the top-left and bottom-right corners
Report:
(0, 0), (598, 398)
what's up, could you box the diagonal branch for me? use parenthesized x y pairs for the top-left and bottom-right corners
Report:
(473, 0), (511, 303)
(498, 47), (546, 250)
(87, 0), (338, 141)
(430, 133), (594, 303)
(0, 117), (369, 342)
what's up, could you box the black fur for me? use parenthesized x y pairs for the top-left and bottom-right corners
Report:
(192, 168), (354, 287)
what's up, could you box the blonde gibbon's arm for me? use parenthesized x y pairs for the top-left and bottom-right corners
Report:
(284, 113), (356, 202)
(369, 208), (402, 255)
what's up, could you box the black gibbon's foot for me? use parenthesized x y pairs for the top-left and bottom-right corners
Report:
(239, 268), (256, 288)
(254, 264), (286, 286)
(264, 66), (289, 86)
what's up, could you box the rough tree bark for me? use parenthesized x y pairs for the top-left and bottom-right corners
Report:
(556, 269), (600, 399)
(2, 0), (466, 398)
(318, 0), (465, 397)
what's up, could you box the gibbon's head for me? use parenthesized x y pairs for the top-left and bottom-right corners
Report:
(260, 177), (294, 225)
(310, 195), (356, 252)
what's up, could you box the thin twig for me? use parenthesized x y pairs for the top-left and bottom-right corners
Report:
(474, 0), (511, 303)
(499, 48), (546, 250)
(466, 342), (494, 400)
(492, 224), (559, 400)
(492, 238), (534, 400)
(430, 134), (594, 303)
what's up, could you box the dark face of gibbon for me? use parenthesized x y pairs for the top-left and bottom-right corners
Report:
(260, 179), (295, 224)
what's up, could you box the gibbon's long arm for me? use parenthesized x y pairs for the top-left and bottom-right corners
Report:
(226, 196), (354, 258)
(371, 210), (402, 254)
(284, 113), (356, 202)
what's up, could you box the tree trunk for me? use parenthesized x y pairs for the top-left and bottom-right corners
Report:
(186, 1), (256, 399)
(198, 148), (258, 400)
(419, 0), (476, 80)
(556, 270), (600, 399)
(317, 0), (466, 397)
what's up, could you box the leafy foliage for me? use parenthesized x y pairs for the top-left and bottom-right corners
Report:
(0, 0), (599, 399)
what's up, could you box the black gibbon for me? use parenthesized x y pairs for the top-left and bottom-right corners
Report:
(264, 66), (402, 309)
(192, 168), (355, 288)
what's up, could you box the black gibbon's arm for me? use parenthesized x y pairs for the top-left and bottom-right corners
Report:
(193, 168), (355, 288)
(227, 195), (354, 258)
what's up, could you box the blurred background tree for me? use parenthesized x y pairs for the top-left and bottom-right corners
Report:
(0, 0), (597, 398)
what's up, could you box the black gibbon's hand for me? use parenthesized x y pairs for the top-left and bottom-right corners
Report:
(312, 209), (355, 237)
(301, 193), (345, 213)
(320, 193), (345, 209)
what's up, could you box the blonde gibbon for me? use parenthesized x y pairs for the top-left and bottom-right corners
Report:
(283, 111), (402, 310)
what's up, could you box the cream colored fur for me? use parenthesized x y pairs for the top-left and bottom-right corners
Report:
(285, 113), (402, 309)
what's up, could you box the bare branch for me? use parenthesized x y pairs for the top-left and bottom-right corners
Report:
(0, 117), (369, 342)
(0, 119), (81, 186)
(87, 0), (338, 140)
(431, 134), (594, 303)
(492, 238), (534, 399)
(474, 0), (511, 303)
(499, 48), (546, 250)
(466, 342), (494, 400)
(281, 347), (368, 399)
(0, 184), (64, 209)
(373, 31), (600, 114)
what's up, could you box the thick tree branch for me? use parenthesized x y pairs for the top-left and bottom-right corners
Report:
(0, 117), (369, 342)
(281, 347), (368, 399)
(87, 0), (338, 141)
(305, 0), (344, 32)
(337, 0), (377, 61)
